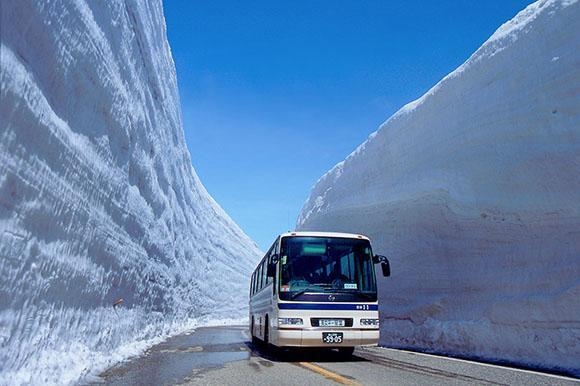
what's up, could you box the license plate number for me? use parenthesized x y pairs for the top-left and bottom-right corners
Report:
(322, 332), (343, 344)
(319, 319), (345, 327)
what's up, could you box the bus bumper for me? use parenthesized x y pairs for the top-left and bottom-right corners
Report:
(273, 328), (379, 347)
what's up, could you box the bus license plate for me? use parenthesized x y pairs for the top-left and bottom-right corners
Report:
(322, 332), (343, 344)
(319, 319), (345, 327)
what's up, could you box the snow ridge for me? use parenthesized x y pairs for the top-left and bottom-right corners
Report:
(0, 1), (261, 384)
(298, 0), (580, 376)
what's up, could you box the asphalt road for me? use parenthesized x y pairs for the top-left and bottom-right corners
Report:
(93, 325), (578, 385)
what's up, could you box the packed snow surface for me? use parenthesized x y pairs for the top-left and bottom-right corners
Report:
(0, 1), (261, 384)
(298, 0), (580, 376)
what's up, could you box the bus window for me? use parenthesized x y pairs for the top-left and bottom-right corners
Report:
(340, 253), (355, 281)
(250, 272), (255, 295)
(252, 271), (258, 293)
(261, 260), (267, 290)
(265, 258), (272, 286)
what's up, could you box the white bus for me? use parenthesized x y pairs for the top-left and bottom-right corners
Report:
(249, 231), (390, 357)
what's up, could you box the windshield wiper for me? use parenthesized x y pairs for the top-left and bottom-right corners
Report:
(327, 288), (376, 301)
(356, 292), (375, 301)
(289, 284), (377, 300)
(290, 286), (313, 300)
(290, 284), (332, 300)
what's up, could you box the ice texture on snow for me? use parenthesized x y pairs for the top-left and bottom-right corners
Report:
(298, 0), (580, 376)
(0, 1), (261, 384)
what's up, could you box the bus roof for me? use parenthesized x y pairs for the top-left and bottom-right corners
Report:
(279, 231), (370, 241)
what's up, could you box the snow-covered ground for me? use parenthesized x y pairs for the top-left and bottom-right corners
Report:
(298, 0), (580, 377)
(0, 1), (261, 384)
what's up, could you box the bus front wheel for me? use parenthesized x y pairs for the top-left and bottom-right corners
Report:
(251, 317), (258, 345)
(263, 317), (279, 354)
(263, 316), (269, 345)
(337, 347), (355, 358)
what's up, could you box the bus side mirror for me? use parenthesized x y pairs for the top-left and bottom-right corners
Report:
(374, 255), (391, 277)
(267, 263), (277, 277)
(381, 260), (390, 277)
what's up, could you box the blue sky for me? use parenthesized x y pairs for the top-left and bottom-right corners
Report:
(163, 0), (532, 251)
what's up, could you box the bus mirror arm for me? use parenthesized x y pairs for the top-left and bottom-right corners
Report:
(373, 254), (386, 264)
(373, 255), (391, 277)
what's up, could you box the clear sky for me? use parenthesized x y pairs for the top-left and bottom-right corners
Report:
(162, 0), (532, 251)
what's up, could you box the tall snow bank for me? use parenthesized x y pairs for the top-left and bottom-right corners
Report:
(0, 1), (261, 384)
(298, 0), (580, 376)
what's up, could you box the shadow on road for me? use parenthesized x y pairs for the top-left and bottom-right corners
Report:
(246, 340), (370, 363)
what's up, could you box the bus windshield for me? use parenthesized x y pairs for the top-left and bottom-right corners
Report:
(279, 236), (377, 301)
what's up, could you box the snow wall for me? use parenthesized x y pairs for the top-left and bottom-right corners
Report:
(298, 0), (580, 376)
(0, 1), (261, 384)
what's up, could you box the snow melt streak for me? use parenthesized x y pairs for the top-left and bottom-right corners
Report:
(0, 1), (260, 384)
(298, 0), (580, 376)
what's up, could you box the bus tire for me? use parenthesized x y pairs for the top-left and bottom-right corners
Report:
(251, 317), (258, 345)
(263, 317), (279, 354)
(337, 347), (355, 358)
(264, 316), (269, 346)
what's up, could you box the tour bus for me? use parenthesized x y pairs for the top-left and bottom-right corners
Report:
(249, 231), (390, 356)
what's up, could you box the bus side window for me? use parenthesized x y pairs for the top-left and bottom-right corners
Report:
(261, 260), (267, 290)
(270, 240), (278, 294)
(256, 262), (261, 291)
(261, 262), (266, 290)
(253, 271), (257, 295)
(250, 272), (254, 295)
(265, 258), (272, 286)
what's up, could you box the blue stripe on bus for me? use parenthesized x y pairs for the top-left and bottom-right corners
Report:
(278, 303), (378, 311)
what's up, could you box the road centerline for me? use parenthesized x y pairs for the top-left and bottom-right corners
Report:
(297, 362), (361, 385)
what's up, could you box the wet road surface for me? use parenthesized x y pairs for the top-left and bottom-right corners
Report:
(93, 325), (579, 385)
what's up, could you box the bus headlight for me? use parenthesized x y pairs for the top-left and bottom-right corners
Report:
(278, 318), (303, 326)
(360, 318), (379, 327)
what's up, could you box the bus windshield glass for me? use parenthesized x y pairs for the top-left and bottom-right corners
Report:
(279, 236), (377, 300)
